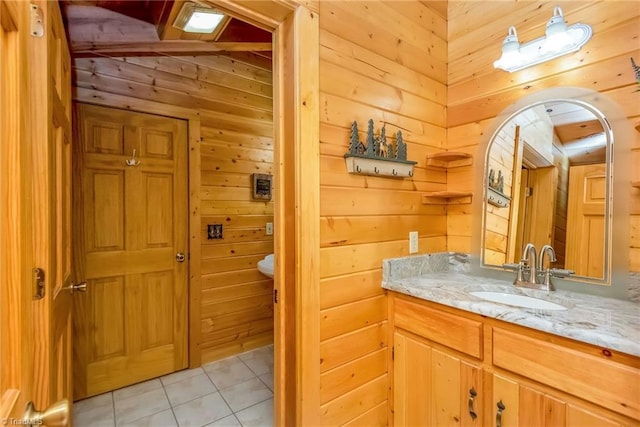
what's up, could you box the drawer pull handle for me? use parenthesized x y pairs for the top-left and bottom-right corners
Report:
(468, 387), (478, 420)
(496, 400), (506, 427)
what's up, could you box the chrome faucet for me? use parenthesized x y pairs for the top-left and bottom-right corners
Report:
(521, 243), (537, 285)
(506, 243), (573, 291)
(538, 245), (557, 291)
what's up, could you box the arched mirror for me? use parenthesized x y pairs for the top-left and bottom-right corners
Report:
(480, 99), (613, 285)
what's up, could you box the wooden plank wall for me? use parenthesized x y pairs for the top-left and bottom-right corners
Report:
(318, 2), (447, 424)
(446, 1), (640, 274)
(73, 53), (275, 364)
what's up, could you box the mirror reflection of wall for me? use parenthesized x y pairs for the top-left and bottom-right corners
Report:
(483, 101), (608, 282)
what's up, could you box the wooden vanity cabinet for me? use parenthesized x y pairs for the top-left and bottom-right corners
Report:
(390, 293), (640, 427)
(392, 297), (483, 426)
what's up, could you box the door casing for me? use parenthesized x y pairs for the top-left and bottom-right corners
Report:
(73, 3), (321, 425)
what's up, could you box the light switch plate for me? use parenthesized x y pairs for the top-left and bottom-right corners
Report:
(409, 231), (419, 254)
(207, 224), (223, 239)
(266, 222), (274, 235)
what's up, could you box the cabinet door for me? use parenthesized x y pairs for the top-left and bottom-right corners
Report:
(493, 374), (520, 427)
(394, 331), (482, 426)
(493, 374), (563, 426)
(492, 373), (626, 427)
(394, 332), (431, 426)
(567, 405), (623, 427)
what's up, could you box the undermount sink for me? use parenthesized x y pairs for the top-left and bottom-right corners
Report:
(469, 291), (567, 311)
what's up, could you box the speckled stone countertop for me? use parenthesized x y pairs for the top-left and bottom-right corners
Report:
(382, 253), (640, 357)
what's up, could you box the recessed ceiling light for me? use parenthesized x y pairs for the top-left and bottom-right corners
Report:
(173, 2), (225, 34)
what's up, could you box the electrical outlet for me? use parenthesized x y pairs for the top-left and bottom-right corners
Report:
(266, 222), (274, 235)
(409, 231), (419, 254)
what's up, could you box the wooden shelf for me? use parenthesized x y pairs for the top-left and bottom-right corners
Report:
(632, 181), (640, 189)
(426, 152), (473, 168)
(422, 191), (473, 205)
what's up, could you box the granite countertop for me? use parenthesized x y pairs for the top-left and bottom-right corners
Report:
(382, 255), (640, 357)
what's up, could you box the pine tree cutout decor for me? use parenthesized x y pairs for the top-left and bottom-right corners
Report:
(343, 120), (416, 178)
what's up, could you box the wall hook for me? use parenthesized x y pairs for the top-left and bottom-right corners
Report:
(126, 149), (141, 166)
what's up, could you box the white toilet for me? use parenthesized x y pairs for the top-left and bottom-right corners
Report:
(257, 254), (274, 278)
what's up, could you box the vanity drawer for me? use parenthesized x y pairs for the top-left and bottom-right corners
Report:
(492, 327), (640, 420)
(394, 297), (482, 359)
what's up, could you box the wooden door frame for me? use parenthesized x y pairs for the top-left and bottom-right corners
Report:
(74, 2), (320, 425)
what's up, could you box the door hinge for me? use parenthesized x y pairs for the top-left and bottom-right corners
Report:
(33, 268), (45, 300)
(30, 4), (44, 38)
(525, 187), (533, 197)
(392, 346), (394, 361)
(273, 289), (278, 304)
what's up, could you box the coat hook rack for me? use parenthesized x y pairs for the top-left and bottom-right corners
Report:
(126, 149), (140, 166)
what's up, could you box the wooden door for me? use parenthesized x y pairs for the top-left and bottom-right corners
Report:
(491, 373), (624, 426)
(0, 0), (35, 421)
(73, 103), (188, 399)
(2, 0), (73, 424)
(394, 331), (482, 426)
(519, 166), (557, 251)
(566, 404), (623, 427)
(492, 374), (520, 426)
(394, 332), (431, 426)
(30, 0), (74, 412)
(565, 164), (606, 277)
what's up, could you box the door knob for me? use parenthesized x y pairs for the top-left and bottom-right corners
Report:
(24, 399), (69, 427)
(65, 281), (87, 294)
(176, 252), (186, 263)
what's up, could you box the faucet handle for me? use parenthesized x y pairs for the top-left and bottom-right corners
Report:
(501, 263), (520, 271)
(549, 268), (575, 278)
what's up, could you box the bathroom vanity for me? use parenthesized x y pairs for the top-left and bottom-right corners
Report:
(383, 255), (640, 426)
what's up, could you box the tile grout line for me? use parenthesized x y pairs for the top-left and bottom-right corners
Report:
(110, 392), (116, 427)
(159, 379), (181, 427)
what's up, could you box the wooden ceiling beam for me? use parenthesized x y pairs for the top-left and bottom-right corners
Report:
(71, 41), (272, 57)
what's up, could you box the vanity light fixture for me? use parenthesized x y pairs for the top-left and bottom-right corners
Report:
(494, 6), (592, 72)
(172, 2), (225, 34)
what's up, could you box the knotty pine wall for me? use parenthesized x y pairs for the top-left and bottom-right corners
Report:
(446, 1), (640, 275)
(318, 2), (447, 424)
(73, 53), (275, 363)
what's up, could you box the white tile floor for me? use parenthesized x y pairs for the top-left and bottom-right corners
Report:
(74, 345), (274, 427)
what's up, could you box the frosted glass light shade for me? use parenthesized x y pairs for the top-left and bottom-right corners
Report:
(173, 2), (225, 34)
(493, 26), (525, 70)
